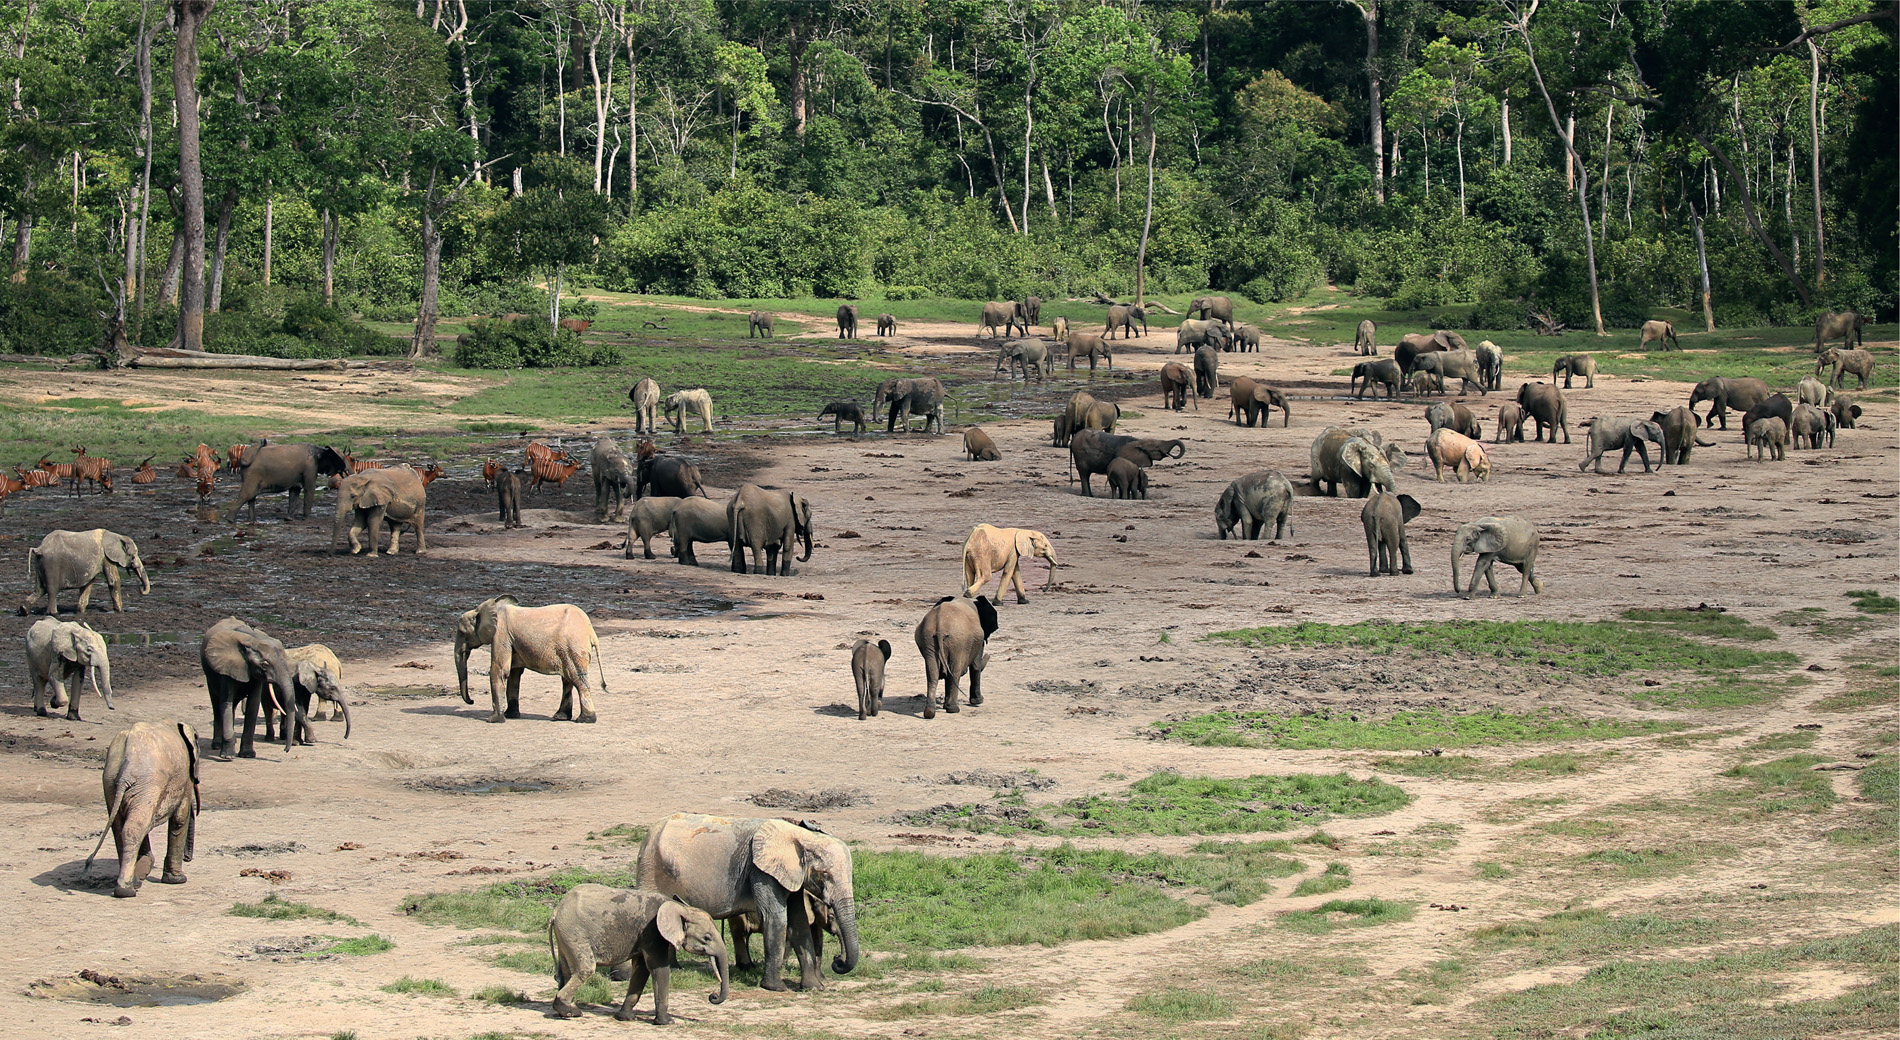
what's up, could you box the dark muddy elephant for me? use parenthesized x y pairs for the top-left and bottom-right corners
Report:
(1687, 376), (1770, 430)
(200, 617), (302, 758)
(1069, 430), (1185, 497)
(728, 484), (813, 576)
(231, 442), (348, 522)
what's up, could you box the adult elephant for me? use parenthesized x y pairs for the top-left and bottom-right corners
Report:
(884, 377), (946, 435)
(27, 617), (115, 720)
(22, 529), (149, 615)
(1396, 330), (1465, 375)
(978, 301), (1025, 339)
(1818, 347), (1875, 389)
(666, 389), (716, 434)
(1453, 517), (1543, 599)
(1354, 319), (1378, 356)
(1215, 471), (1294, 541)
(1639, 320), (1680, 351)
(453, 596), (607, 724)
(1578, 416), (1666, 474)
(1788, 402), (1833, 449)
(1068, 430), (1185, 497)
(639, 813), (859, 993)
(1426, 402), (1482, 439)
(670, 497), (733, 567)
(1019, 295), (1042, 327)
(1475, 340), (1504, 390)
(961, 524), (1057, 604)
(1552, 353), (1598, 389)
(748, 311), (774, 338)
(1161, 363), (1194, 411)
(1738, 393), (1795, 443)
(1813, 309), (1864, 353)
(1417, 351), (1487, 395)
(1186, 294), (1235, 326)
(331, 467), (427, 556)
(1067, 331), (1112, 373)
(200, 617), (301, 758)
(86, 720), (199, 899)
(835, 305), (858, 339)
(915, 595), (998, 718)
(1517, 383), (1571, 443)
(995, 338), (1052, 382)
(1194, 345), (1220, 399)
(1687, 376), (1770, 430)
(231, 443), (348, 522)
(1175, 319), (1232, 354)
(1228, 377), (1289, 428)
(1650, 406), (1716, 465)
(728, 484), (813, 576)
(1361, 491), (1421, 577)
(592, 435), (636, 523)
(637, 453), (707, 500)
(628, 378), (661, 435)
(1053, 392), (1120, 445)
(1351, 359), (1402, 400)
(1105, 303), (1146, 339)
(1309, 426), (1404, 498)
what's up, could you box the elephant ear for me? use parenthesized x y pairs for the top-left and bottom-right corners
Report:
(176, 721), (199, 789)
(656, 900), (689, 947)
(1398, 495), (1422, 524)
(751, 819), (809, 892)
(1013, 530), (1037, 559)
(203, 621), (253, 678)
(974, 596), (999, 639)
(293, 658), (324, 693)
(53, 623), (85, 662)
(1382, 443), (1407, 468)
(104, 536), (134, 568)
(874, 639), (891, 661)
(1471, 528), (1504, 554)
(1340, 444), (1367, 477)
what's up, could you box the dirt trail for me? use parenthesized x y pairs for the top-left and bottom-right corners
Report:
(0, 322), (1893, 1038)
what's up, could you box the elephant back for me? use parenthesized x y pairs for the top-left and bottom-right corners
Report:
(640, 812), (750, 917)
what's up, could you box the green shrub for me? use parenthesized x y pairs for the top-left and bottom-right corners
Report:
(883, 285), (930, 300)
(451, 316), (619, 369)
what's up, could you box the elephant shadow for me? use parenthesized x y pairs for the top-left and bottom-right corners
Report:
(811, 703), (860, 719)
(31, 859), (119, 895)
(395, 704), (560, 722)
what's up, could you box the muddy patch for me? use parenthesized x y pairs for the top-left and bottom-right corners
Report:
(750, 787), (867, 811)
(212, 841), (306, 858)
(28, 971), (247, 1007)
(404, 775), (568, 795)
(907, 769), (1058, 791)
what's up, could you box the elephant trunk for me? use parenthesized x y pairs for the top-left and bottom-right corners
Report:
(829, 897), (860, 976)
(91, 657), (115, 711)
(335, 685), (353, 739)
(709, 950), (729, 1005)
(133, 560), (151, 595)
(453, 630), (474, 704)
(797, 522), (813, 563)
(1042, 558), (1056, 592)
(1450, 544), (1464, 595)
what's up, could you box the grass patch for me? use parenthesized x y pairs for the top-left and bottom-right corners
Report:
(584, 824), (648, 846)
(1292, 862), (1352, 897)
(1048, 771), (1409, 835)
(1718, 755), (1838, 814)
(1745, 731), (1819, 751)
(1154, 707), (1678, 752)
(1126, 987), (1235, 1021)
(1812, 686), (1893, 712)
(1369, 754), (1484, 778)
(228, 895), (361, 926)
(1857, 755), (1897, 805)
(1279, 898), (1414, 934)
(1574, 844), (1729, 878)
(380, 976), (456, 997)
(472, 985), (529, 1004)
(868, 983), (1041, 1020)
(1474, 908), (1722, 963)
(313, 934), (394, 957)
(1510, 752), (1589, 774)
(1477, 861), (1510, 879)
(1846, 590), (1899, 614)
(1539, 818), (1622, 838)
(491, 949), (554, 974)
(401, 866), (633, 934)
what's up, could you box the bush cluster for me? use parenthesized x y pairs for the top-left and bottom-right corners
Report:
(451, 316), (620, 369)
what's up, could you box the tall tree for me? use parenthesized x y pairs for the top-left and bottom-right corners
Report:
(171, 0), (214, 351)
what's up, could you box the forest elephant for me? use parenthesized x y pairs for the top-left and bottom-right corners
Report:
(1175, 318), (1232, 354)
(1105, 303), (1146, 339)
(624, 496), (681, 560)
(22, 529), (149, 615)
(1053, 391), (1118, 446)
(1475, 340), (1503, 389)
(1309, 427), (1404, 498)
(27, 617), (114, 720)
(852, 639), (892, 720)
(1355, 319), (1377, 356)
(1552, 353), (1598, 389)
(1361, 491), (1421, 577)
(1068, 430), (1185, 497)
(817, 401), (866, 436)
(1517, 382), (1570, 443)
(497, 469), (523, 528)
(1067, 331), (1113, 373)
(200, 617), (302, 758)
(1194, 345), (1220, 398)
(1161, 362), (1195, 410)
(728, 484), (814, 576)
(1019, 295), (1043, 326)
(876, 313), (897, 336)
(549, 885), (728, 1023)
(669, 497), (732, 567)
(1651, 406), (1716, 464)
(1107, 457), (1148, 499)
(962, 524), (1057, 604)
(286, 643), (352, 738)
(1813, 309), (1864, 353)
(453, 596), (607, 724)
(979, 301), (1026, 339)
(1452, 516), (1543, 599)
(1396, 330), (1464, 374)
(231, 443), (348, 522)
(1796, 375), (1832, 407)
(638, 813), (860, 992)
(1426, 401), (1482, 439)
(883, 377), (946, 434)
(86, 720), (198, 899)
(835, 304), (859, 339)
(1186, 294), (1235, 326)
(1578, 416), (1666, 474)
(1215, 471), (1294, 541)
(1231, 323), (1262, 351)
(996, 337), (1052, 382)
(1351, 359), (1401, 400)
(1639, 319), (1680, 351)
(331, 468), (427, 556)
(1818, 347), (1875, 389)
(666, 389), (716, 434)
(629, 378), (661, 435)
(1228, 377), (1290, 427)
(1426, 428), (1492, 482)
(963, 428), (1001, 461)
(1829, 395), (1861, 429)
(1687, 376), (1770, 429)
(1738, 393), (1795, 440)
(1746, 417), (1788, 461)
(1494, 402), (1526, 442)
(1788, 402), (1832, 449)
(592, 435), (636, 522)
(915, 595), (998, 719)
(748, 311), (774, 338)
(1417, 350), (1487, 395)
(637, 453), (707, 500)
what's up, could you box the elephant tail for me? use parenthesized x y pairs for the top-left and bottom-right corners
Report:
(548, 917), (566, 989)
(592, 629), (610, 696)
(85, 762), (130, 868)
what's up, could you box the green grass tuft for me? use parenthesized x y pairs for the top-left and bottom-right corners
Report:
(1155, 708), (1678, 751)
(1474, 908), (1722, 963)
(228, 894), (361, 926)
(1292, 862), (1352, 897)
(401, 866), (634, 933)
(1279, 898), (1415, 933)
(1126, 987), (1235, 1021)
(1369, 754), (1484, 778)
(868, 984), (1042, 1020)
(1845, 590), (1899, 614)
(313, 934), (394, 957)
(1857, 756), (1897, 805)
(1718, 755), (1838, 814)
(1049, 771), (1410, 835)
(472, 985), (529, 1004)
(380, 976), (455, 997)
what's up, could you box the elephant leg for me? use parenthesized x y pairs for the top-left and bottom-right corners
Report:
(1481, 556), (1502, 597)
(552, 676), (574, 722)
(506, 668), (524, 719)
(765, 544), (782, 576)
(574, 668), (598, 724)
(787, 897), (823, 991)
(217, 693), (237, 758)
(238, 685), (261, 758)
(730, 915), (757, 968)
(1398, 534), (1414, 575)
(922, 661), (940, 720)
(967, 662), (984, 707)
(624, 962), (664, 1023)
(1009, 563), (1028, 604)
(112, 821), (148, 897)
(754, 882), (792, 991)
(108, 570), (125, 612)
(553, 964), (594, 1018)
(943, 667), (962, 714)
(159, 805), (190, 884)
(75, 580), (93, 615)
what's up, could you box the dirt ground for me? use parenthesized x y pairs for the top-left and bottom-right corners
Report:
(0, 321), (1894, 1039)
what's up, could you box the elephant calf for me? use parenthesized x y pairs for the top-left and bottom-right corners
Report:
(852, 639), (892, 720)
(1493, 403), (1526, 443)
(1215, 471), (1293, 541)
(27, 617), (115, 720)
(625, 496), (682, 560)
(87, 720), (199, 899)
(1107, 457), (1149, 499)
(1747, 417), (1789, 461)
(1578, 417), (1666, 475)
(817, 401), (865, 436)
(962, 524), (1057, 604)
(1426, 429), (1491, 483)
(1452, 516), (1543, 599)
(549, 885), (729, 1023)
(1361, 491), (1421, 576)
(963, 427), (1001, 462)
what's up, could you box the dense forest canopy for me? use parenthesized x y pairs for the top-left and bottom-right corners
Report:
(0, 0), (1892, 359)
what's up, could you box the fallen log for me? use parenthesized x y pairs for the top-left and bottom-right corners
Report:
(129, 353), (347, 371)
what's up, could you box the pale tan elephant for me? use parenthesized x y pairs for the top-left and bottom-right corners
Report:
(548, 884), (728, 1022)
(87, 720), (199, 898)
(331, 467), (427, 556)
(453, 596), (607, 723)
(665, 388), (715, 434)
(286, 644), (352, 738)
(961, 524), (1057, 604)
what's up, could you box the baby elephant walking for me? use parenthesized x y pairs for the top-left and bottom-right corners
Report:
(851, 639), (892, 719)
(548, 885), (729, 1023)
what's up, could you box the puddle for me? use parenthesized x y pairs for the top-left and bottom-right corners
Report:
(451, 781), (550, 795)
(29, 971), (247, 1007)
(99, 631), (186, 647)
(361, 685), (450, 700)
